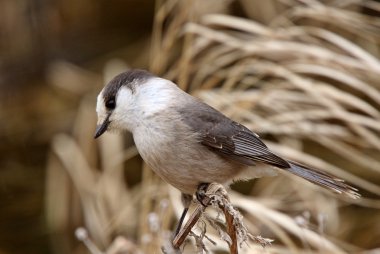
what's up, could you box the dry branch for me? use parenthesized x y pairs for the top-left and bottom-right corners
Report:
(171, 183), (272, 254)
(172, 183), (240, 253)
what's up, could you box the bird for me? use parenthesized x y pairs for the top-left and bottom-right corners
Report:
(94, 69), (359, 236)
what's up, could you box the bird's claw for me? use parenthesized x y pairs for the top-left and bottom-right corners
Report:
(196, 183), (210, 207)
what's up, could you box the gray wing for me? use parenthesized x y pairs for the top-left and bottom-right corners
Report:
(177, 98), (359, 198)
(178, 100), (290, 168)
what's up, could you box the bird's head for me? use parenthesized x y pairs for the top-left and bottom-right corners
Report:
(94, 69), (179, 138)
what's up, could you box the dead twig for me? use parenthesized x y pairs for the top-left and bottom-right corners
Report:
(222, 200), (238, 253)
(172, 183), (239, 254)
(172, 205), (207, 249)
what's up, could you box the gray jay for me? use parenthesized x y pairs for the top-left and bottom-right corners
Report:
(94, 69), (359, 235)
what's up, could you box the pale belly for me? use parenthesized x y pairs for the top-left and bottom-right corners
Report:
(133, 124), (277, 194)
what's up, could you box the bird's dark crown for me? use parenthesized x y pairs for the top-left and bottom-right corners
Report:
(102, 69), (154, 105)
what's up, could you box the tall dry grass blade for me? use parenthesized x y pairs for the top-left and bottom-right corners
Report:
(52, 134), (110, 247)
(286, 63), (380, 107)
(231, 192), (346, 254)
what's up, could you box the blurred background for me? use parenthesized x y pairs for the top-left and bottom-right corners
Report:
(1, 0), (380, 253)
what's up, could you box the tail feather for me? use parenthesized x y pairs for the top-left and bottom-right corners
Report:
(286, 161), (360, 199)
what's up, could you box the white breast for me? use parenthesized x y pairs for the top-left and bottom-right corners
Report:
(130, 79), (277, 194)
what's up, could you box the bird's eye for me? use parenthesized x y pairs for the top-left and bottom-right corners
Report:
(105, 97), (116, 110)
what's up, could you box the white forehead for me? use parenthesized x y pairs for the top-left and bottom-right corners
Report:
(96, 90), (105, 114)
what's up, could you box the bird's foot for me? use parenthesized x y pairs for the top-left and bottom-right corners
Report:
(196, 183), (210, 207)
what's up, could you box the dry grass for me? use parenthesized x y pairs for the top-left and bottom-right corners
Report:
(46, 0), (380, 253)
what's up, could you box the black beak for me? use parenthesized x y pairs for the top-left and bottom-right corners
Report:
(94, 114), (111, 139)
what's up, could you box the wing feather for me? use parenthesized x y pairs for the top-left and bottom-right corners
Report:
(177, 97), (359, 198)
(178, 100), (289, 168)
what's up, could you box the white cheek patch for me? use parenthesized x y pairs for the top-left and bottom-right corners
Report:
(107, 87), (137, 131)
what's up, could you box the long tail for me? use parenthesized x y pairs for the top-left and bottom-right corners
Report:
(286, 161), (360, 199)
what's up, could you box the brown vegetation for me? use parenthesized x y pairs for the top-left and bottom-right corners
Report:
(2, 0), (380, 254)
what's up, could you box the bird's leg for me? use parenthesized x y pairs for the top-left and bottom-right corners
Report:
(196, 183), (210, 207)
(174, 193), (192, 237)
